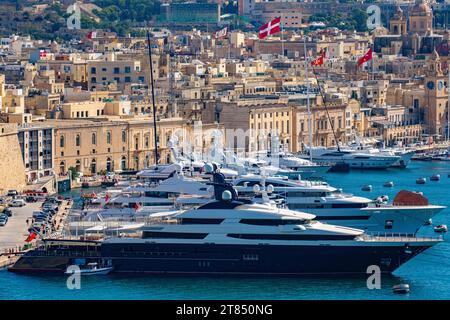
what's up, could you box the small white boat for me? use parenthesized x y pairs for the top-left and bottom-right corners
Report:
(434, 224), (448, 233)
(430, 174), (440, 181)
(416, 177), (426, 184)
(65, 263), (113, 276)
(425, 218), (432, 226)
(393, 283), (410, 294)
(361, 184), (372, 191)
(383, 181), (394, 187)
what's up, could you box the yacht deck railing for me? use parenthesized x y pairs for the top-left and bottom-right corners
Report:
(361, 232), (443, 242)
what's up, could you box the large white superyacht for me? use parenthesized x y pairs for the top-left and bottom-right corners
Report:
(233, 175), (445, 235)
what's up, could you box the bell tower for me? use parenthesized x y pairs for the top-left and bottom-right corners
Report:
(390, 6), (407, 35)
(424, 50), (448, 137)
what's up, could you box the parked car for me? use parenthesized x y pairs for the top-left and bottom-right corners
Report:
(0, 213), (8, 221)
(28, 225), (41, 233)
(0, 198), (7, 205)
(2, 208), (12, 217)
(7, 190), (18, 197)
(42, 204), (58, 211)
(35, 217), (51, 224)
(42, 210), (56, 217)
(0, 217), (7, 226)
(10, 199), (26, 207)
(25, 196), (38, 203)
(32, 211), (45, 218)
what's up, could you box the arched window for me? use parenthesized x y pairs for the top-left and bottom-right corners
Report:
(106, 157), (112, 172)
(107, 132), (111, 144)
(75, 134), (81, 147)
(75, 159), (81, 172)
(122, 131), (126, 143)
(59, 161), (65, 173)
(134, 156), (139, 170)
(90, 159), (97, 174)
(121, 156), (127, 170)
(92, 133), (97, 145)
(60, 135), (65, 148)
(145, 155), (150, 168)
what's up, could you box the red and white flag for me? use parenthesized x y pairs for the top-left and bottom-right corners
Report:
(259, 17), (281, 39)
(311, 49), (326, 67)
(88, 31), (97, 40)
(357, 47), (373, 67)
(215, 26), (228, 39)
(39, 50), (47, 58)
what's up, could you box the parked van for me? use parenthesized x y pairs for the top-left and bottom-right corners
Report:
(10, 199), (26, 207)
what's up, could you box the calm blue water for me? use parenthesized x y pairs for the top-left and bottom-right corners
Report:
(1, 161), (449, 300)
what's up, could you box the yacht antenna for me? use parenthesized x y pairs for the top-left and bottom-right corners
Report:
(308, 50), (341, 152)
(146, 26), (159, 164)
(303, 36), (313, 161)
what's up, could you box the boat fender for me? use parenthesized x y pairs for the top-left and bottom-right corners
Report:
(222, 190), (232, 201)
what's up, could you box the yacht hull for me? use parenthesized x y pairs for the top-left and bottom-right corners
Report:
(101, 242), (433, 275)
(9, 240), (438, 275)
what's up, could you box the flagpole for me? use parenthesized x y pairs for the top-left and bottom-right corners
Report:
(303, 35), (312, 161)
(146, 27), (159, 165)
(281, 15), (284, 58)
(372, 44), (374, 81)
(447, 69), (450, 143)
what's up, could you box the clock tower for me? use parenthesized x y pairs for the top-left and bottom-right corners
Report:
(424, 50), (448, 138)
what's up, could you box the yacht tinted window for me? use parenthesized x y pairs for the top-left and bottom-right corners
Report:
(180, 218), (224, 225)
(144, 191), (170, 198)
(142, 231), (208, 239)
(331, 203), (369, 208)
(239, 219), (307, 226)
(227, 234), (356, 240)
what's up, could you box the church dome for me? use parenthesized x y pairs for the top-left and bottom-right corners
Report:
(410, 1), (432, 16)
(372, 26), (389, 36)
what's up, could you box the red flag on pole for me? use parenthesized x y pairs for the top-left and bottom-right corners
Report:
(133, 202), (139, 210)
(88, 31), (97, 40)
(311, 49), (326, 66)
(105, 194), (110, 202)
(259, 17), (281, 39)
(25, 232), (37, 242)
(357, 48), (373, 67)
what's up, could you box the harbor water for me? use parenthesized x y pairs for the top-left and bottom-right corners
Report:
(1, 161), (449, 300)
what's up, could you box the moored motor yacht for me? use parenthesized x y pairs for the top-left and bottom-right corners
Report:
(303, 146), (401, 169)
(10, 171), (443, 275)
(232, 176), (445, 235)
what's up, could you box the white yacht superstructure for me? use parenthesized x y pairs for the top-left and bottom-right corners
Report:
(233, 176), (445, 234)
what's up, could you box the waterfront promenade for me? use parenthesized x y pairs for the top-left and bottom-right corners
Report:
(0, 202), (41, 252)
(0, 199), (72, 268)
